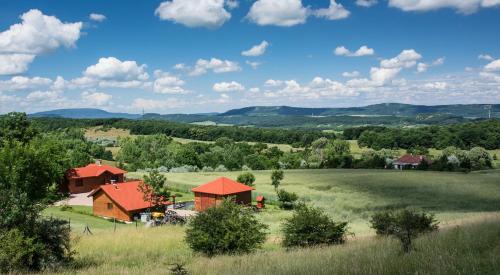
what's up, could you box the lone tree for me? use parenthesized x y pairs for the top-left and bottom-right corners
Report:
(271, 169), (284, 191)
(282, 203), (348, 247)
(139, 169), (170, 211)
(185, 199), (268, 256)
(237, 172), (256, 187)
(370, 209), (438, 253)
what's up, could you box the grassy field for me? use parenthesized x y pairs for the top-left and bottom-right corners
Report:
(128, 169), (500, 235)
(43, 168), (500, 274)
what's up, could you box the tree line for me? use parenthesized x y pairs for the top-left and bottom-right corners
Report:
(32, 117), (336, 146)
(344, 120), (500, 150)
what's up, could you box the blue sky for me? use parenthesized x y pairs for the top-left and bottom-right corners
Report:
(0, 0), (499, 114)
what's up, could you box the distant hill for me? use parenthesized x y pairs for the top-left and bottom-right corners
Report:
(220, 103), (500, 118)
(30, 108), (141, 119)
(29, 104), (498, 129)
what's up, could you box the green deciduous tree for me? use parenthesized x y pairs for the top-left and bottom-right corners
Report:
(185, 199), (268, 256)
(271, 169), (284, 191)
(140, 169), (170, 211)
(282, 203), (348, 247)
(236, 172), (256, 186)
(370, 209), (439, 253)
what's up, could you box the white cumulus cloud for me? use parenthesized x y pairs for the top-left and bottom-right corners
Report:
(242, 40), (269, 57)
(153, 70), (188, 94)
(342, 71), (360, 78)
(81, 91), (112, 106)
(213, 81), (245, 92)
(190, 58), (241, 76)
(246, 0), (308, 27)
(334, 45), (375, 57)
(478, 54), (494, 61)
(484, 59), (500, 71)
(0, 76), (52, 91)
(356, 0), (378, 7)
(0, 54), (36, 75)
(83, 57), (149, 81)
(380, 49), (422, 68)
(155, 0), (232, 28)
(0, 9), (82, 75)
(388, 0), (500, 14)
(314, 0), (350, 20)
(89, 13), (106, 22)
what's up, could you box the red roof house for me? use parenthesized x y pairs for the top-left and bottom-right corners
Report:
(393, 154), (429, 169)
(88, 181), (169, 222)
(192, 177), (254, 211)
(64, 162), (126, 194)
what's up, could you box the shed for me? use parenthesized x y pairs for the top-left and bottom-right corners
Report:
(393, 154), (429, 170)
(256, 195), (266, 209)
(88, 181), (170, 222)
(192, 177), (254, 211)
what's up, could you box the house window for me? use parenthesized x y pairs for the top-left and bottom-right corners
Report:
(107, 203), (113, 210)
(75, 179), (83, 187)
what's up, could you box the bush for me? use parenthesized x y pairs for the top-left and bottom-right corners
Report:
(281, 204), (348, 248)
(0, 229), (38, 273)
(201, 166), (214, 172)
(370, 209), (439, 252)
(169, 165), (199, 173)
(185, 200), (268, 256)
(277, 189), (299, 210)
(214, 164), (228, 172)
(0, 218), (73, 273)
(237, 172), (256, 186)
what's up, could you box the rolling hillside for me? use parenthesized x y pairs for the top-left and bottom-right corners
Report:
(30, 103), (499, 129)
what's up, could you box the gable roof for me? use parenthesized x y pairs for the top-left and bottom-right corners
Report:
(66, 163), (126, 179)
(192, 177), (254, 195)
(394, 154), (427, 165)
(88, 181), (168, 212)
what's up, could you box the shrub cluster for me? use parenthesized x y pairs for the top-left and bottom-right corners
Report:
(282, 204), (349, 247)
(185, 200), (268, 256)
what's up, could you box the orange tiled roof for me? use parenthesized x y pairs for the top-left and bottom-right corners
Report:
(192, 177), (254, 195)
(66, 163), (126, 179)
(88, 181), (170, 211)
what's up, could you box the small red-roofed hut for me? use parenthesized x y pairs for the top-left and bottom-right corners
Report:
(192, 177), (254, 211)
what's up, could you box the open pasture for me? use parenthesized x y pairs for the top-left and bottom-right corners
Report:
(129, 168), (500, 234)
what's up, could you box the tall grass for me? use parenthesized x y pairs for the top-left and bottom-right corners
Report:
(130, 169), (500, 234)
(54, 217), (500, 274)
(186, 218), (500, 275)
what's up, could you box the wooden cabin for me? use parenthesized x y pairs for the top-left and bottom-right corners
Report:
(192, 177), (254, 211)
(88, 181), (165, 222)
(63, 162), (126, 194)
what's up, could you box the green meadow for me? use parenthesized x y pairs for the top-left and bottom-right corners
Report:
(44, 168), (500, 274)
